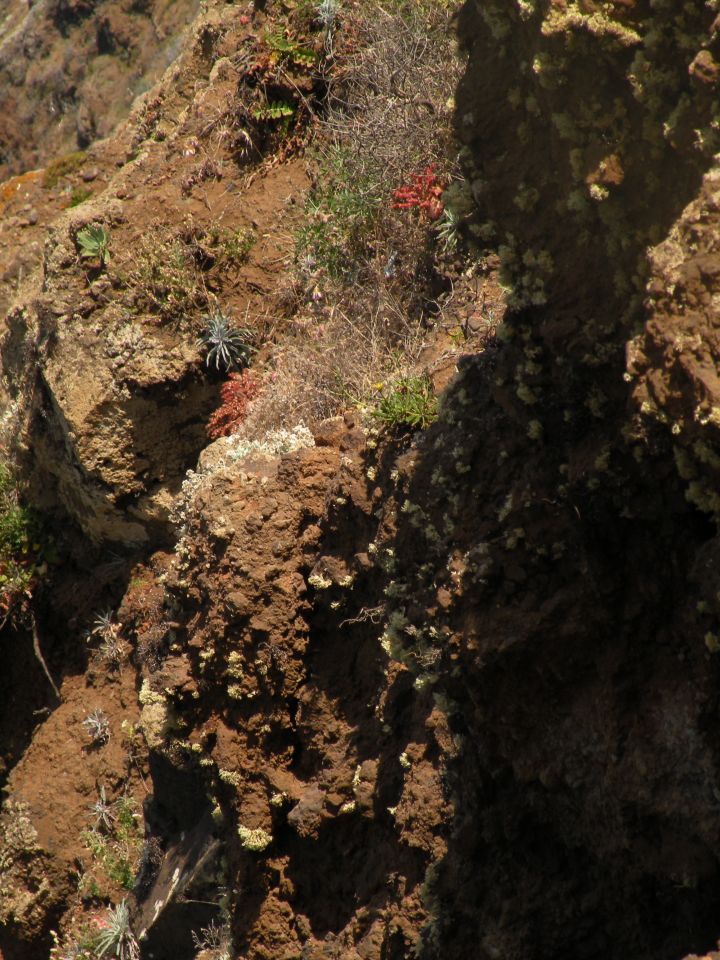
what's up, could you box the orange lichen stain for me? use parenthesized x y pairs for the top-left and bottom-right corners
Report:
(0, 169), (43, 214)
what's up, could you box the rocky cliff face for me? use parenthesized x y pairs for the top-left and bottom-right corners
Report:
(0, 0), (199, 179)
(3, 2), (720, 960)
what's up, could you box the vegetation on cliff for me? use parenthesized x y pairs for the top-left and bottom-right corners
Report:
(3, 1), (720, 960)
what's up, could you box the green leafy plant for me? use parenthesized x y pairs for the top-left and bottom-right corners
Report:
(206, 226), (256, 267)
(265, 26), (317, 67)
(77, 224), (110, 265)
(371, 375), (438, 431)
(252, 100), (296, 121)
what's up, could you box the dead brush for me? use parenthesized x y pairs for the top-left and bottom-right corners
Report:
(237, 291), (431, 437)
(321, 0), (461, 195)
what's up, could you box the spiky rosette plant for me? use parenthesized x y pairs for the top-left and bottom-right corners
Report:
(82, 709), (110, 745)
(88, 785), (116, 832)
(95, 901), (139, 960)
(198, 311), (254, 371)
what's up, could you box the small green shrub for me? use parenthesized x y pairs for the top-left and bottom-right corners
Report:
(77, 224), (110, 265)
(80, 796), (142, 897)
(207, 226), (256, 267)
(50, 919), (105, 960)
(295, 146), (381, 278)
(371, 375), (438, 430)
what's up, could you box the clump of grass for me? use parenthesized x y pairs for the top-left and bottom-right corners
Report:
(192, 917), (231, 960)
(42, 150), (87, 189)
(49, 919), (105, 960)
(371, 375), (438, 431)
(237, 303), (429, 438)
(322, 1), (459, 200)
(69, 187), (92, 207)
(80, 797), (143, 897)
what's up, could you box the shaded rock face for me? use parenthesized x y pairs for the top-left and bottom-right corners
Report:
(0, 0), (200, 179)
(456, 0), (720, 323)
(385, 3), (720, 958)
(1, 289), (215, 546)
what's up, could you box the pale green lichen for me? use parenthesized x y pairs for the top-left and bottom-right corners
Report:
(219, 769), (242, 787)
(225, 651), (244, 681)
(237, 825), (272, 852)
(308, 572), (333, 590)
(541, 8), (642, 47)
(228, 424), (315, 462)
(527, 419), (543, 440)
(138, 680), (174, 748)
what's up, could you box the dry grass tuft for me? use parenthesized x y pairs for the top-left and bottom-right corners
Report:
(240, 295), (431, 436)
